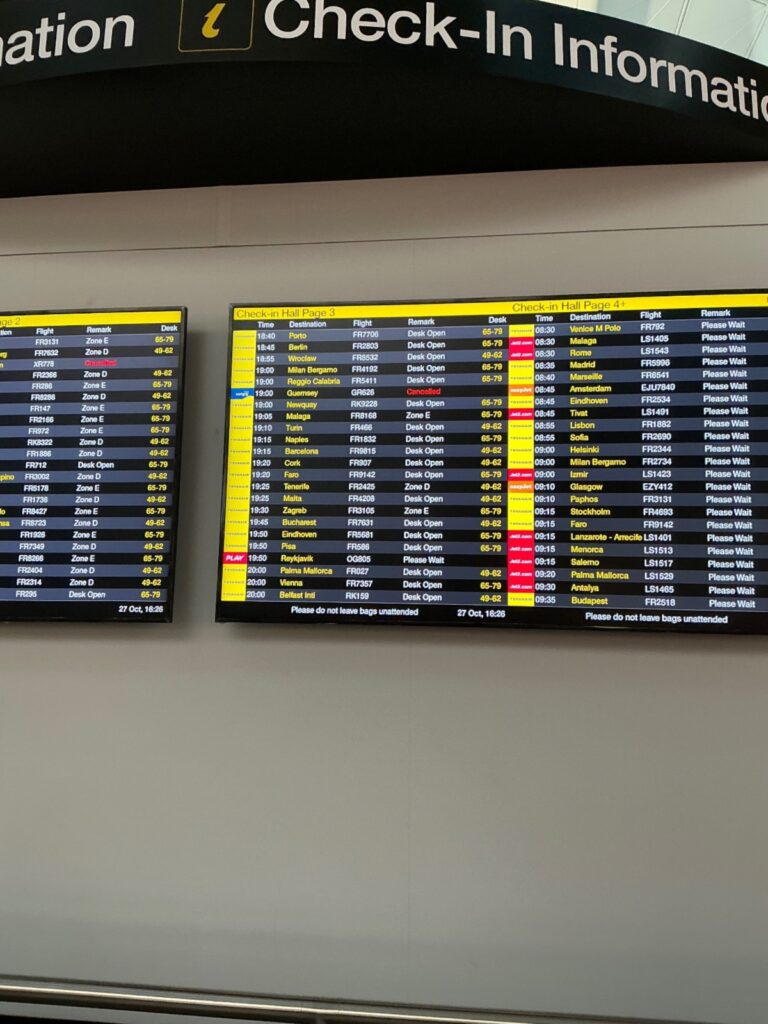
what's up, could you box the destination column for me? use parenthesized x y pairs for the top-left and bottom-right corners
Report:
(551, 310), (639, 616)
(272, 316), (353, 606)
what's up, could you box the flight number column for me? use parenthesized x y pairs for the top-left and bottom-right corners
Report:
(346, 327), (382, 603)
(638, 312), (683, 613)
(7, 329), (56, 600)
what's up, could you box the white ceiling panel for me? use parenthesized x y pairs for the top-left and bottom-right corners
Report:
(753, 18), (768, 61)
(594, 0), (686, 34)
(681, 0), (768, 56)
(533, 0), (768, 64)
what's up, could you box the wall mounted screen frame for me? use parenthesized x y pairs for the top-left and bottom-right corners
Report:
(0, 306), (186, 622)
(217, 292), (768, 634)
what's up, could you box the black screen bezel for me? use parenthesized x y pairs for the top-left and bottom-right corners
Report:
(0, 305), (187, 623)
(215, 290), (768, 635)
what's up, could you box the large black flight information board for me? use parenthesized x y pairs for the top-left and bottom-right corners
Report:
(217, 292), (768, 633)
(0, 307), (185, 622)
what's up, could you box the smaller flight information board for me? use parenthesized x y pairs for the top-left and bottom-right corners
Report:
(0, 307), (185, 622)
(217, 292), (768, 633)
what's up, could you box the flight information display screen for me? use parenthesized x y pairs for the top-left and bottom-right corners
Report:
(217, 292), (768, 633)
(0, 308), (185, 622)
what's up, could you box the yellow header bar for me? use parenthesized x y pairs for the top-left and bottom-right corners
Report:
(234, 294), (768, 320)
(0, 310), (183, 328)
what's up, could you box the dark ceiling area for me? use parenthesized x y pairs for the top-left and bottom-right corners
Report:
(2, 58), (767, 198)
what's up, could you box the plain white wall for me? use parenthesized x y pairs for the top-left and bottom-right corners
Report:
(0, 163), (767, 1024)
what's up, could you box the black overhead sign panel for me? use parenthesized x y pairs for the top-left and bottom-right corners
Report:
(1, 0), (767, 130)
(0, 0), (765, 193)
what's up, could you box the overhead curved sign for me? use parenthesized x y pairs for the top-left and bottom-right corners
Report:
(0, 0), (765, 196)
(0, 0), (767, 136)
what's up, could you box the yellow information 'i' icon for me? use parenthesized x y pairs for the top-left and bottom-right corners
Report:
(202, 2), (226, 38)
(178, 0), (255, 52)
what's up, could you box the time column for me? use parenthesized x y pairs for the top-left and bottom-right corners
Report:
(221, 330), (257, 601)
(507, 323), (536, 607)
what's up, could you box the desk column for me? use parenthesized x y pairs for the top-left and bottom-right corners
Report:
(507, 325), (536, 607)
(221, 330), (257, 601)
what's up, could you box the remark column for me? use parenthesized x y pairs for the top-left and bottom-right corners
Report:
(507, 323), (536, 607)
(221, 329), (256, 601)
